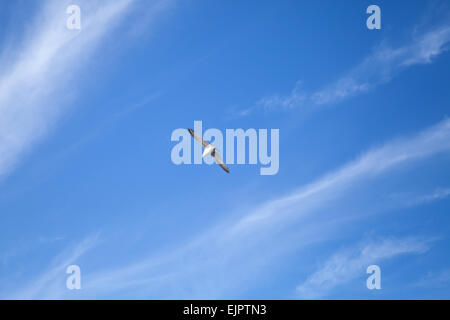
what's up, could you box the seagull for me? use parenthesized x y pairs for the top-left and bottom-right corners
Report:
(188, 128), (230, 173)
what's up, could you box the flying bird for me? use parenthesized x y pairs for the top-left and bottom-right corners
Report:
(188, 128), (230, 173)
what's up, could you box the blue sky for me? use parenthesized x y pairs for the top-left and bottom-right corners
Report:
(0, 0), (450, 299)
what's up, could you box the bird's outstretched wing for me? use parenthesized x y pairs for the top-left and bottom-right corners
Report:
(213, 152), (230, 173)
(188, 128), (208, 148)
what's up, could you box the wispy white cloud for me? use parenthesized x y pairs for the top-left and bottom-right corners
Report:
(244, 23), (450, 114)
(31, 118), (450, 299)
(409, 188), (450, 205)
(233, 118), (450, 231)
(8, 233), (100, 299)
(296, 237), (432, 299)
(0, 0), (171, 178)
(312, 26), (450, 105)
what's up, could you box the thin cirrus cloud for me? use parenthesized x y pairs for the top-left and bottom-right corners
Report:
(8, 233), (100, 300)
(410, 188), (450, 205)
(296, 237), (432, 299)
(0, 0), (171, 178)
(13, 118), (450, 299)
(241, 23), (450, 115)
(232, 118), (450, 232)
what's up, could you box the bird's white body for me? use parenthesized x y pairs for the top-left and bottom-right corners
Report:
(202, 144), (215, 158)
